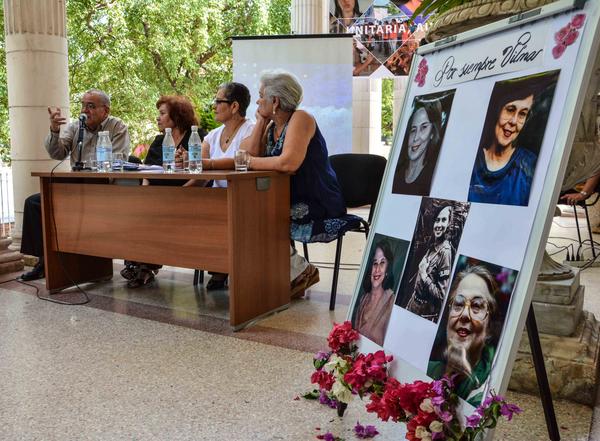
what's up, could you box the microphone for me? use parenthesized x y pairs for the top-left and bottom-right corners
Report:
(72, 114), (88, 171)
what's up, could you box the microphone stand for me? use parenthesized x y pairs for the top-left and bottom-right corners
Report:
(72, 116), (87, 171)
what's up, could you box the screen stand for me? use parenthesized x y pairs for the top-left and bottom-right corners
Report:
(526, 305), (560, 441)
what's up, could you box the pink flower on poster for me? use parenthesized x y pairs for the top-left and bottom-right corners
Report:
(571, 13), (586, 29)
(414, 58), (428, 87)
(552, 13), (585, 59)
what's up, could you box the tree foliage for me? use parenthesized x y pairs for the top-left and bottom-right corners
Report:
(0, 0), (290, 162)
(67, 0), (290, 146)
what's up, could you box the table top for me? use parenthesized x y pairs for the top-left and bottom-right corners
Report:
(32, 169), (284, 181)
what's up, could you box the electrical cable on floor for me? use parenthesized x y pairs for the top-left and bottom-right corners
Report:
(29, 159), (91, 305)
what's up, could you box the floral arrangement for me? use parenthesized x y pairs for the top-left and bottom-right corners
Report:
(304, 322), (521, 441)
(552, 13), (585, 59)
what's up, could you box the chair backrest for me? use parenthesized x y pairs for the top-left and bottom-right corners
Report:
(330, 153), (387, 221)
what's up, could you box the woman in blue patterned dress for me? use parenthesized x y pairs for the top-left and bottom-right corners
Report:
(241, 70), (346, 296)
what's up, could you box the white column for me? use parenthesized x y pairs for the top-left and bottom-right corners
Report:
(392, 76), (409, 138)
(352, 77), (382, 154)
(4, 0), (70, 238)
(291, 0), (328, 34)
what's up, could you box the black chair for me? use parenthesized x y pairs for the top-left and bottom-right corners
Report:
(562, 183), (600, 259)
(295, 153), (387, 310)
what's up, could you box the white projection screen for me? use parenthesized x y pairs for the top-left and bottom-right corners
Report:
(232, 34), (354, 155)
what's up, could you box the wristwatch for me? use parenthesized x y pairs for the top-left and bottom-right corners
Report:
(580, 190), (589, 197)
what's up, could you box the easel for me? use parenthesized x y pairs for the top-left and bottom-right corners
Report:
(527, 306), (560, 440)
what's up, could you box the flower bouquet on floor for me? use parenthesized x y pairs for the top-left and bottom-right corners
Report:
(304, 321), (393, 417)
(366, 374), (521, 440)
(303, 322), (522, 440)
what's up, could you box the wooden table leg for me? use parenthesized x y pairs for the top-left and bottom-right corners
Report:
(227, 175), (290, 328)
(40, 177), (113, 292)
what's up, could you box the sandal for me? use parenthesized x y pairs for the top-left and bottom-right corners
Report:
(127, 269), (155, 289)
(120, 264), (138, 281)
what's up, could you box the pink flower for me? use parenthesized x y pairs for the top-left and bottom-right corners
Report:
(564, 29), (579, 45)
(571, 13), (586, 29)
(552, 43), (566, 59)
(554, 26), (569, 44)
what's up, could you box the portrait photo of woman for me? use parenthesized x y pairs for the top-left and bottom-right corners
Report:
(427, 256), (517, 407)
(392, 90), (456, 196)
(329, 0), (368, 33)
(395, 197), (470, 323)
(468, 70), (560, 206)
(352, 234), (409, 346)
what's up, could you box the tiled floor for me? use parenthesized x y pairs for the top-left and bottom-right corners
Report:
(1, 206), (599, 440)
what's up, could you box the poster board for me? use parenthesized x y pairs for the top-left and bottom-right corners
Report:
(348, 0), (600, 420)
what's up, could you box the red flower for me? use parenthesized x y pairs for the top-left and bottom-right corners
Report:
(554, 26), (569, 44)
(327, 321), (359, 353)
(344, 350), (392, 393)
(311, 369), (335, 391)
(397, 381), (433, 416)
(564, 29), (579, 45)
(366, 378), (408, 422)
(571, 13), (586, 29)
(552, 43), (566, 59)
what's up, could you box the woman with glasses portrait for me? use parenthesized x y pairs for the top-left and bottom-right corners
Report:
(427, 265), (502, 407)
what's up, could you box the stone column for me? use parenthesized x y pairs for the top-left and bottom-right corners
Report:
(4, 0), (70, 240)
(291, 0), (328, 34)
(352, 77), (382, 154)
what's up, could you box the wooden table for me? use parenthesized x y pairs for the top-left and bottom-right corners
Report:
(33, 170), (290, 330)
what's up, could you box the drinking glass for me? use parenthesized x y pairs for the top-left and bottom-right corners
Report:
(234, 149), (249, 172)
(112, 153), (124, 172)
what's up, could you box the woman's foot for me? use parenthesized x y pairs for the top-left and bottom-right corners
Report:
(206, 273), (228, 290)
(120, 263), (138, 281)
(291, 264), (319, 298)
(127, 268), (155, 289)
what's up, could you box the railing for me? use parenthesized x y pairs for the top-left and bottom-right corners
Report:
(0, 165), (14, 237)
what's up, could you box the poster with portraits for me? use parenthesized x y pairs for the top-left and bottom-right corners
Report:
(347, 0), (600, 420)
(329, 0), (431, 77)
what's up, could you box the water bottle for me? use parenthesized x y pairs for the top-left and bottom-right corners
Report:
(96, 131), (113, 172)
(188, 125), (202, 173)
(162, 127), (176, 173)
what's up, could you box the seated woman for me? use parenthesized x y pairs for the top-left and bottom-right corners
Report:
(240, 70), (346, 296)
(184, 82), (254, 289)
(122, 95), (200, 288)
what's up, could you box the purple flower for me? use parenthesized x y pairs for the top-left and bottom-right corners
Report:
(319, 390), (338, 409)
(466, 413), (482, 428)
(438, 410), (453, 423)
(316, 432), (336, 441)
(315, 351), (330, 361)
(354, 421), (379, 438)
(432, 432), (445, 440)
(500, 403), (522, 421)
(431, 395), (445, 406)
